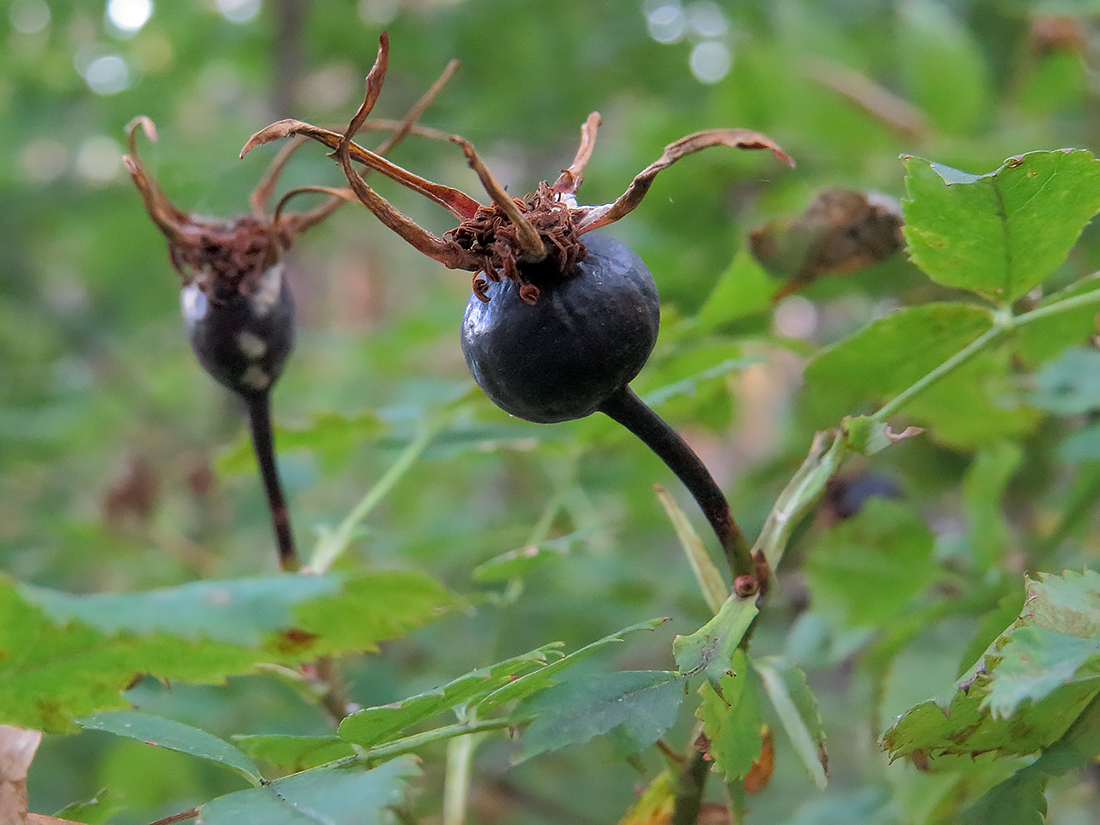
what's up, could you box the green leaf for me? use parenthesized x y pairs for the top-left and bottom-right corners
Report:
(232, 735), (355, 772)
(655, 486), (728, 615)
(963, 443), (1023, 570)
(1029, 348), (1100, 415)
(1014, 275), (1100, 367)
(196, 756), (419, 825)
(339, 644), (561, 748)
(696, 649), (764, 780)
(964, 693), (1100, 824)
(754, 656), (827, 789)
(673, 595), (759, 690)
(478, 619), (668, 710)
(52, 788), (125, 824)
(883, 572), (1100, 759)
(470, 534), (579, 583)
(80, 710), (264, 786)
(805, 498), (937, 627)
(986, 570), (1100, 717)
(518, 671), (686, 759)
(695, 246), (779, 331)
(0, 571), (457, 731)
(800, 303), (993, 427)
(902, 150), (1100, 302)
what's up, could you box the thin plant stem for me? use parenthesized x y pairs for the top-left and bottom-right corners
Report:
(309, 422), (441, 574)
(443, 731), (479, 825)
(670, 739), (711, 825)
(599, 385), (754, 581)
(875, 286), (1100, 423)
(344, 719), (513, 767)
(872, 323), (1006, 423)
(245, 393), (298, 572)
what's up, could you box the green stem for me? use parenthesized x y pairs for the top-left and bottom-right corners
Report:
(872, 323), (1007, 422)
(356, 718), (513, 766)
(309, 422), (441, 574)
(875, 286), (1100, 423)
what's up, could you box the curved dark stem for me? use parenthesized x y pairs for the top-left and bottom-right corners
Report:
(598, 385), (754, 583)
(670, 743), (711, 825)
(245, 393), (299, 571)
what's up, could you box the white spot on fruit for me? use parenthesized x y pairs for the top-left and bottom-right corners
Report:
(240, 365), (271, 391)
(180, 283), (207, 328)
(249, 264), (283, 318)
(237, 330), (267, 360)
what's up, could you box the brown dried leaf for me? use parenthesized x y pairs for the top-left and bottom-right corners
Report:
(575, 128), (794, 234)
(750, 188), (904, 300)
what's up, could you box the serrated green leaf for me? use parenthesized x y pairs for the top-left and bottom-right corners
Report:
(80, 710), (263, 785)
(882, 677), (1098, 760)
(696, 649), (764, 780)
(695, 246), (779, 332)
(801, 303), (993, 427)
(339, 644), (560, 748)
(673, 595), (759, 690)
(0, 571), (457, 732)
(232, 734), (354, 772)
(478, 619), (667, 711)
(196, 756), (419, 825)
(902, 151), (1100, 302)
(518, 671), (686, 759)
(884, 572), (1100, 759)
(754, 656), (827, 789)
(963, 692), (1100, 824)
(805, 498), (936, 627)
(985, 570), (1100, 717)
(655, 486), (727, 615)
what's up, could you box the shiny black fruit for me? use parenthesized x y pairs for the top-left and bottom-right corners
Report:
(461, 233), (659, 423)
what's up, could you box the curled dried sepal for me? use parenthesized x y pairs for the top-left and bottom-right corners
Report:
(572, 128), (796, 235)
(124, 116), (191, 248)
(241, 34), (793, 301)
(242, 120), (480, 221)
(551, 111), (601, 199)
(452, 136), (546, 262)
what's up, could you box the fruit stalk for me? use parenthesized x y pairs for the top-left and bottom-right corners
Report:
(245, 393), (298, 571)
(598, 386), (754, 583)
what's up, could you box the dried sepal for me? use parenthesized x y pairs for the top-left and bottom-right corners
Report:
(452, 136), (546, 262)
(572, 128), (795, 235)
(551, 111), (601, 198)
(243, 119), (480, 220)
(241, 34), (793, 303)
(123, 116), (191, 249)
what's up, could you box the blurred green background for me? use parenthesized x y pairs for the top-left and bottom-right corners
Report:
(5, 0), (1100, 822)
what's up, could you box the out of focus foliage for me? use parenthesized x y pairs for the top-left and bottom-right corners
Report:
(5, 1), (1100, 823)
